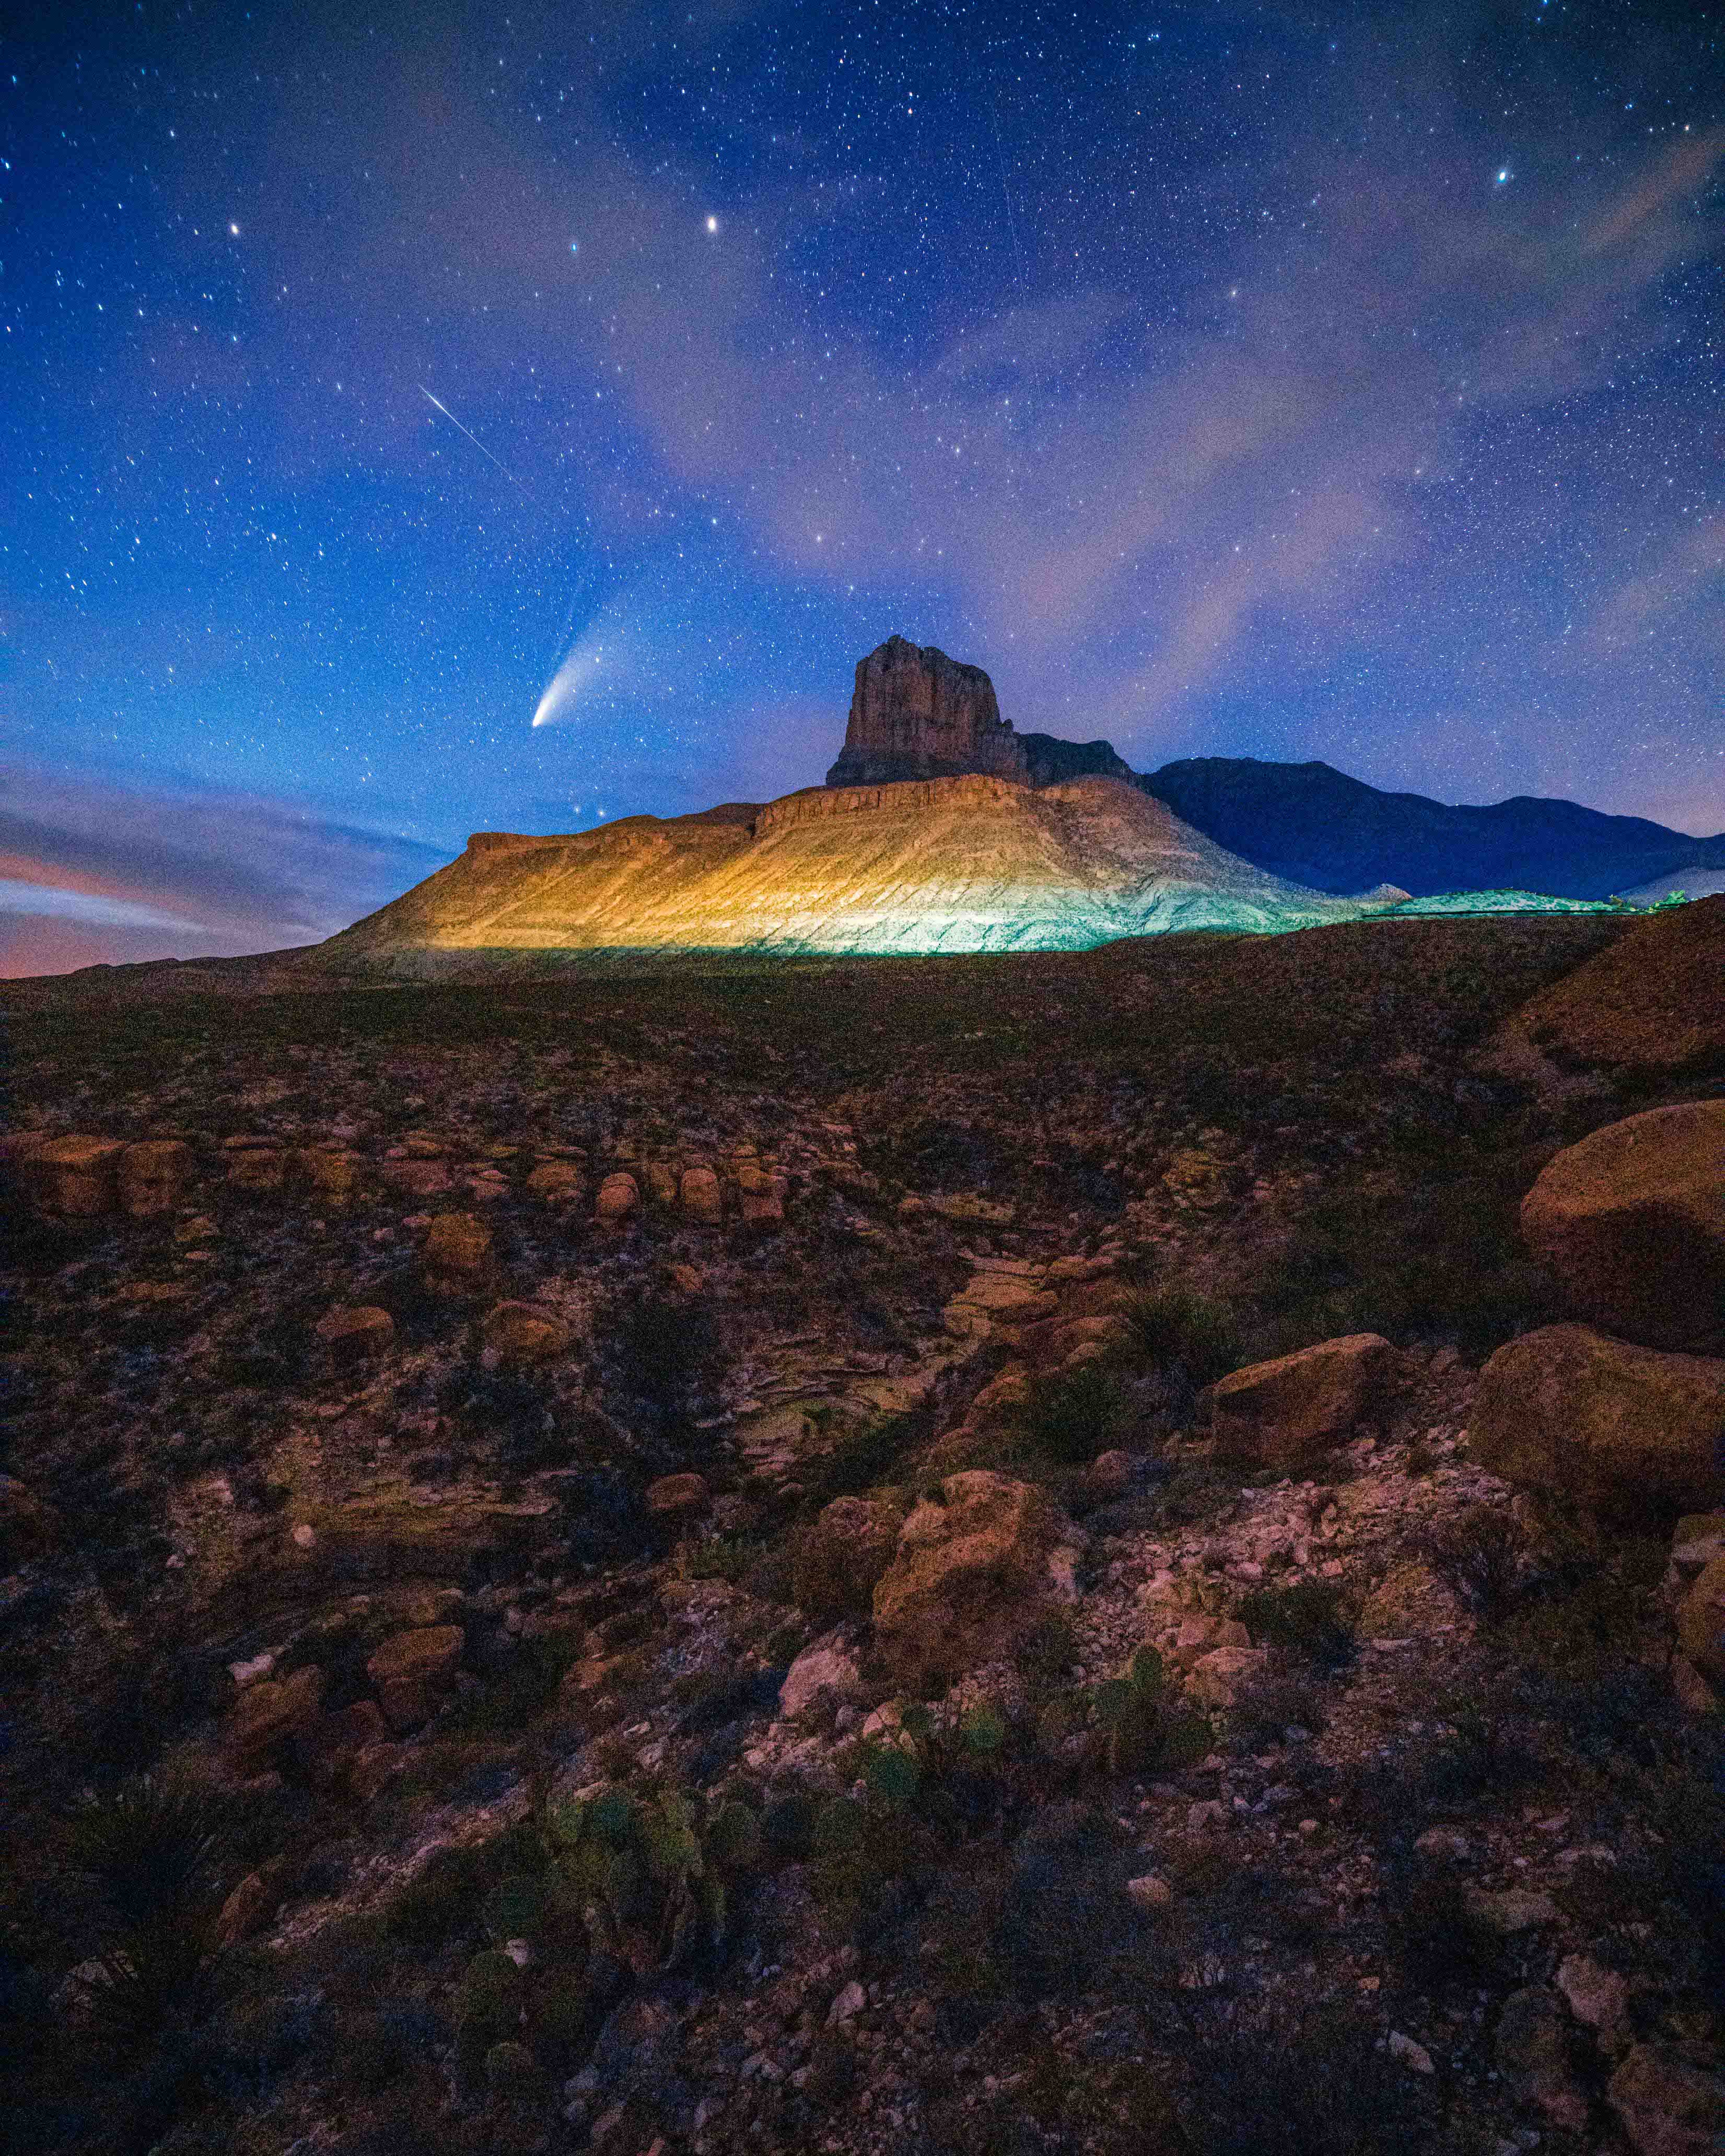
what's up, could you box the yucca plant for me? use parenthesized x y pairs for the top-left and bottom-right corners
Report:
(66, 1766), (233, 1926)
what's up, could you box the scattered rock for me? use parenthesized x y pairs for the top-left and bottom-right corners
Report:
(736, 1162), (785, 1227)
(1463, 1884), (1560, 1933)
(1520, 1100), (1725, 1352)
(1085, 1449), (1133, 1503)
(1185, 1642), (1267, 1707)
(31, 1134), (125, 1215)
(679, 1166), (723, 1224)
(1126, 1872), (1173, 1912)
(1387, 2031), (1435, 2076)
(300, 1146), (360, 1201)
(380, 1156), (451, 1199)
(526, 1160), (583, 1202)
(1471, 1323), (1725, 1525)
(1210, 1333), (1406, 1469)
(227, 1144), (287, 1194)
(1555, 1952), (1629, 2045)
(225, 1663), (325, 1771)
(213, 1870), (274, 1949)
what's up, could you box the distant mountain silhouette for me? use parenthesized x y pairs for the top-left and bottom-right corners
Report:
(1138, 758), (1725, 903)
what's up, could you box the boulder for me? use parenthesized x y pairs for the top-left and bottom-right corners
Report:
(680, 1165), (723, 1224)
(422, 1212), (493, 1292)
(1608, 2041), (1725, 2156)
(872, 1471), (1072, 1690)
(1520, 1101), (1725, 1352)
(595, 1172), (640, 1227)
(1676, 1555), (1725, 1691)
(367, 1623), (463, 1731)
(736, 1162), (785, 1227)
(1085, 1449), (1133, 1503)
(225, 1663), (325, 1771)
(1519, 892), (1725, 1082)
(116, 1139), (194, 1217)
(779, 1641), (862, 1720)
(1186, 1643), (1267, 1707)
(1555, 1953), (1629, 2045)
(791, 1495), (904, 1622)
(380, 1156), (451, 1199)
(825, 635), (1027, 789)
(314, 1305), (395, 1364)
(32, 1135), (125, 1215)
(645, 1472), (709, 1520)
(1471, 1323), (1725, 1525)
(1210, 1333), (1406, 1469)
(300, 1147), (360, 1201)
(226, 1144), (287, 1194)
(526, 1160), (583, 1202)
(481, 1300), (573, 1363)
(1494, 1986), (1588, 2132)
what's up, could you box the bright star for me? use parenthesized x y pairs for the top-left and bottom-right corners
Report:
(705, 215), (719, 235)
(1495, 169), (1511, 185)
(228, 220), (240, 235)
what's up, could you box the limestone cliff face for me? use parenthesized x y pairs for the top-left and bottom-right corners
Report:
(825, 637), (1029, 788)
(322, 775), (1391, 965)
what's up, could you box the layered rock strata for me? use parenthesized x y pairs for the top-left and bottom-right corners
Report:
(824, 635), (1028, 787)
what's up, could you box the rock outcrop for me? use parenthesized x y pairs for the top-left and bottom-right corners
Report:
(1469, 1323), (1725, 1525)
(871, 1470), (1079, 1690)
(1208, 1332), (1407, 1469)
(825, 636), (1027, 788)
(1519, 1100), (1725, 1353)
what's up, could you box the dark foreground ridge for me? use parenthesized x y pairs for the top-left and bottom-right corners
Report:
(3, 900), (1724, 2156)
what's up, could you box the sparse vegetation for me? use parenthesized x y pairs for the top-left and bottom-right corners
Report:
(3, 906), (1718, 2155)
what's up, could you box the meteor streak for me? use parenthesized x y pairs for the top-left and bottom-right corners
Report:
(418, 385), (521, 486)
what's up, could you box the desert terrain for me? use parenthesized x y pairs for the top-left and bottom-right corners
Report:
(2, 899), (1723, 2156)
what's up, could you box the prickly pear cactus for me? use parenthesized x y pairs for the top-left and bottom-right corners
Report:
(544, 1784), (755, 1977)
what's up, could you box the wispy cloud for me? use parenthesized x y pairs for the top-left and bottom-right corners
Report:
(0, 766), (449, 977)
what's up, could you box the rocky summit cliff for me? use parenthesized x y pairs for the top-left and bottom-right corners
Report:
(825, 636), (1029, 787)
(824, 636), (1137, 792)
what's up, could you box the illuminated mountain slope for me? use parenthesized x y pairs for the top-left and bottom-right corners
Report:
(324, 775), (1389, 962)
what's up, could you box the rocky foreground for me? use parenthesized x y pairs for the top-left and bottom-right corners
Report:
(2, 904), (1722, 2156)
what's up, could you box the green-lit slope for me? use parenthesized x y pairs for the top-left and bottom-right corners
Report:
(324, 775), (1393, 963)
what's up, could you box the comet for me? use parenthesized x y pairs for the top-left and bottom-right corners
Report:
(418, 385), (521, 487)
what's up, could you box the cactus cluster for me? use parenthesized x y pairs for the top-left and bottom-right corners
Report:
(543, 1784), (761, 1978)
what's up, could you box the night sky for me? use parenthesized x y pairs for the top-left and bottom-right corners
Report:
(4, 0), (1722, 974)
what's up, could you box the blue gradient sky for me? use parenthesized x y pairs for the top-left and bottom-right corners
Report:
(4, 0), (1722, 972)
